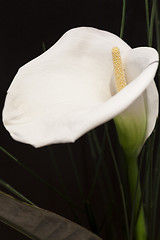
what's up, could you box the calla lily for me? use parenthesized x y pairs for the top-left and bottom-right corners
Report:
(2, 27), (159, 148)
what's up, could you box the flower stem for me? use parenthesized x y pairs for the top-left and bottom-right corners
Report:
(120, 0), (126, 39)
(126, 155), (147, 240)
(148, 0), (157, 47)
(145, 0), (150, 43)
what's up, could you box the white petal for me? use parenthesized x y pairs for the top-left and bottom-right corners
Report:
(2, 27), (130, 147)
(2, 28), (159, 148)
(124, 47), (159, 84)
(144, 81), (159, 140)
(113, 47), (159, 157)
(123, 47), (159, 142)
(114, 95), (147, 157)
(113, 81), (159, 157)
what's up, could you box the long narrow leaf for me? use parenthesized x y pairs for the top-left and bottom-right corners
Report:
(0, 191), (102, 240)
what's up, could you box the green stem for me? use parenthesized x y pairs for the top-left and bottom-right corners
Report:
(148, 0), (157, 47)
(120, 0), (126, 39)
(126, 155), (147, 240)
(42, 42), (46, 51)
(145, 0), (150, 43)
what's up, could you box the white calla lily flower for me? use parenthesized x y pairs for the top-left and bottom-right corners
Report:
(2, 27), (159, 148)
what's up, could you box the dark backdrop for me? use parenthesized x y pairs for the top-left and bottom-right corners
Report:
(0, 0), (152, 239)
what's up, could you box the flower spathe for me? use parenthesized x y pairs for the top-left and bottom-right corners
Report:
(112, 47), (158, 157)
(2, 27), (159, 148)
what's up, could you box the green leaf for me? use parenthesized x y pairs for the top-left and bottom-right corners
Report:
(0, 191), (102, 240)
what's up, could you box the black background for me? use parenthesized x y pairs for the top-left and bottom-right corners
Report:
(0, 0), (157, 239)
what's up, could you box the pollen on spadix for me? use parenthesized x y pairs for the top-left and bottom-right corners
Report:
(112, 47), (127, 92)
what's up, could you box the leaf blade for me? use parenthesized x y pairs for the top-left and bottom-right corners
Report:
(0, 191), (102, 240)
